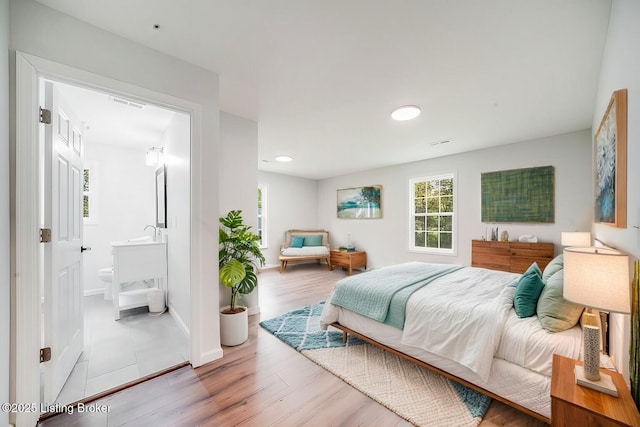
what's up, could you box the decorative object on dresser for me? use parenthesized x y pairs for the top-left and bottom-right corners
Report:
(471, 239), (554, 273)
(563, 246), (630, 394)
(594, 89), (627, 228)
(481, 165), (555, 223)
(330, 249), (366, 275)
(279, 229), (331, 272)
(551, 354), (640, 427)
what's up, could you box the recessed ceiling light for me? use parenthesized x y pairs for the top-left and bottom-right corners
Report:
(275, 155), (293, 162)
(391, 105), (421, 121)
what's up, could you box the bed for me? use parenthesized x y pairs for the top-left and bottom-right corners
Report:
(319, 259), (583, 422)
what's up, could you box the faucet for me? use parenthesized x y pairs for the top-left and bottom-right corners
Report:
(144, 225), (158, 241)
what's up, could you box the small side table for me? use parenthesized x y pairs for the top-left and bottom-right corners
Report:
(550, 354), (640, 427)
(330, 250), (366, 275)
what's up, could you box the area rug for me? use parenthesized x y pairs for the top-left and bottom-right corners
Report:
(260, 302), (491, 427)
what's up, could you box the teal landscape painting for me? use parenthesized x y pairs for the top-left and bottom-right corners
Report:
(337, 186), (382, 219)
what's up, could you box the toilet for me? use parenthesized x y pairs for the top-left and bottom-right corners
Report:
(99, 267), (113, 300)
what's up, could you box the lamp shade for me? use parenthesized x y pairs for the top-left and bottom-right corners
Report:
(561, 231), (591, 246)
(563, 246), (630, 314)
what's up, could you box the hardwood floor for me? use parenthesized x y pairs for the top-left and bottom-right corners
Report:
(39, 263), (549, 426)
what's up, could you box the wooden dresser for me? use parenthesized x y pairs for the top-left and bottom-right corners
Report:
(471, 239), (554, 273)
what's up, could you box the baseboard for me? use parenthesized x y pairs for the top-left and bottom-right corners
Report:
(258, 264), (280, 272)
(83, 288), (105, 297)
(195, 347), (224, 368)
(168, 303), (190, 337)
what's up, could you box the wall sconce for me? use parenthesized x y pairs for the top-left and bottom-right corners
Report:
(146, 147), (164, 166)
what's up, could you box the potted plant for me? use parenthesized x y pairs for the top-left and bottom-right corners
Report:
(219, 210), (265, 346)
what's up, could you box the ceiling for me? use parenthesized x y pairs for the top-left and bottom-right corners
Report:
(37, 0), (612, 179)
(55, 81), (178, 150)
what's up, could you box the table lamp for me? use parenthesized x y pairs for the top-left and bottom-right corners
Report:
(561, 231), (591, 246)
(563, 246), (629, 395)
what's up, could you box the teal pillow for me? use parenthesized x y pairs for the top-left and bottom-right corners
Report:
(514, 262), (544, 318)
(304, 235), (323, 246)
(542, 254), (563, 282)
(290, 236), (305, 248)
(537, 270), (585, 332)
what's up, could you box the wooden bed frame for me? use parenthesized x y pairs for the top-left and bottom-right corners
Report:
(332, 322), (550, 424)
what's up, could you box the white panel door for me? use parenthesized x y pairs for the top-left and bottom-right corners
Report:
(42, 80), (84, 404)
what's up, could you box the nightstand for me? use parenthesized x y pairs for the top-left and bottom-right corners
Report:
(551, 354), (640, 426)
(330, 250), (366, 275)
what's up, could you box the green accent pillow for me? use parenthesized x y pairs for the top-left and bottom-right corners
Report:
(290, 236), (305, 248)
(303, 235), (323, 246)
(542, 254), (563, 282)
(537, 270), (585, 332)
(514, 263), (544, 318)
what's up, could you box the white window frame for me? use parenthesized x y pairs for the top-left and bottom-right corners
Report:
(83, 161), (99, 225)
(258, 185), (267, 248)
(409, 171), (457, 255)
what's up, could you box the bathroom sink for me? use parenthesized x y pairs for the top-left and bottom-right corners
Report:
(111, 236), (164, 246)
(127, 236), (153, 242)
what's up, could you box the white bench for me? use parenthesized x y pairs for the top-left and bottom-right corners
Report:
(279, 229), (331, 272)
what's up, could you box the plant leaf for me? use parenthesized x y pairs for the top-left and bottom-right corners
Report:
(219, 259), (246, 288)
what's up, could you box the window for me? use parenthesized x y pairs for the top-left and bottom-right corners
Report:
(258, 185), (267, 248)
(83, 162), (99, 225)
(409, 172), (456, 254)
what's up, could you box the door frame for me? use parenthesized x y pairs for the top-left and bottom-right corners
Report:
(14, 51), (222, 425)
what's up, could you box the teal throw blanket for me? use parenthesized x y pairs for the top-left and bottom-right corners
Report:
(330, 262), (462, 329)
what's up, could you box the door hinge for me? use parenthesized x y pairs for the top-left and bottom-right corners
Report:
(40, 347), (51, 363)
(39, 107), (52, 124)
(40, 228), (52, 243)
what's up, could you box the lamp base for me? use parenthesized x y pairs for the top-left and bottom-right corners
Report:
(574, 366), (618, 397)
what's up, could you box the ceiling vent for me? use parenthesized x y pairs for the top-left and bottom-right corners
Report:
(429, 139), (451, 146)
(109, 96), (145, 109)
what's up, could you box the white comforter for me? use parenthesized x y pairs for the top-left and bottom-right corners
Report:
(401, 267), (518, 381)
(322, 266), (519, 382)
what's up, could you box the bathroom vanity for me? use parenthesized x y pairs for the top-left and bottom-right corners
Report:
(111, 238), (167, 320)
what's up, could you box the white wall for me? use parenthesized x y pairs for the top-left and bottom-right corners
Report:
(219, 112), (258, 310)
(9, 0), (221, 381)
(1, 1), (10, 425)
(162, 112), (191, 332)
(83, 142), (156, 294)
(318, 130), (592, 268)
(258, 171), (319, 266)
(591, 0), (640, 380)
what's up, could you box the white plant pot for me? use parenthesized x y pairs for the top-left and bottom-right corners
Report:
(220, 306), (248, 346)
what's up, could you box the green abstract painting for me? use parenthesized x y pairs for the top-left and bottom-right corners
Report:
(481, 166), (554, 223)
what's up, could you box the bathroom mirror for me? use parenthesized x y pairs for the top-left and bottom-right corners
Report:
(155, 165), (166, 228)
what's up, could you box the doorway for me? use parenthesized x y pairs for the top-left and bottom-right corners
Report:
(13, 52), (222, 427)
(42, 80), (191, 405)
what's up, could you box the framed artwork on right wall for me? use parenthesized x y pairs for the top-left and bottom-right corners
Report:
(595, 88), (627, 228)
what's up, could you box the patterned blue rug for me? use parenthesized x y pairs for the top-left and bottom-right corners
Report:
(260, 302), (492, 426)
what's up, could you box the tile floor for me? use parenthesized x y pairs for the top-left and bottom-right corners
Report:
(54, 294), (189, 405)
